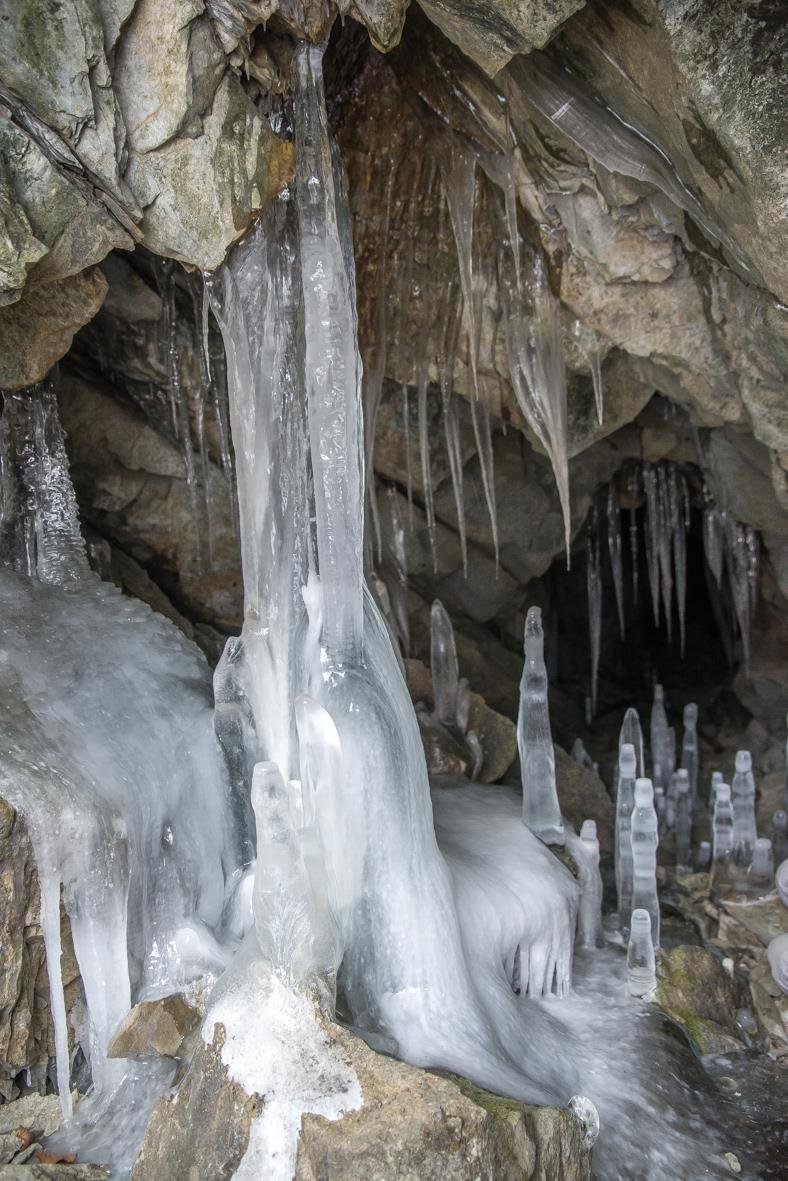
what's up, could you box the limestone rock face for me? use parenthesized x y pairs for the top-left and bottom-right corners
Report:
(416, 0), (585, 75)
(132, 1019), (592, 1180)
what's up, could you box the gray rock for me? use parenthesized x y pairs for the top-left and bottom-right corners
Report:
(418, 0), (585, 76)
(0, 1167), (107, 1179)
(107, 995), (200, 1061)
(553, 747), (614, 854)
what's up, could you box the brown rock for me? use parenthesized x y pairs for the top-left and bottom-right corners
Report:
(107, 995), (200, 1061)
(0, 270), (107, 390)
(554, 747), (615, 853)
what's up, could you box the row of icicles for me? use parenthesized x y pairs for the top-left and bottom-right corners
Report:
(585, 461), (760, 716)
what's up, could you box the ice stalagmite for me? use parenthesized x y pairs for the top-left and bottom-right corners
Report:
(586, 510), (602, 716)
(519, 606), (564, 845)
(709, 769), (723, 810)
(606, 485), (625, 638)
(681, 703), (699, 808)
(650, 684), (669, 791)
(675, 771), (692, 873)
(431, 599), (460, 728)
(712, 783), (735, 891)
(620, 707), (645, 779)
(616, 744), (637, 931)
(627, 910), (656, 998)
(573, 820), (604, 949)
(748, 839), (774, 895)
(631, 778), (660, 947)
(731, 750), (757, 878)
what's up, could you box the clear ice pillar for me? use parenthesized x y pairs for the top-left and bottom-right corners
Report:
(731, 750), (757, 882)
(619, 707), (645, 779)
(711, 783), (735, 891)
(674, 770), (692, 874)
(649, 684), (669, 791)
(616, 743), (637, 931)
(631, 777), (660, 948)
(518, 606), (564, 845)
(627, 909), (657, 997)
(576, 819), (604, 949)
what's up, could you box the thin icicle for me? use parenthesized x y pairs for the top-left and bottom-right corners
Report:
(724, 514), (751, 676)
(745, 526), (760, 614)
(438, 285), (468, 575)
(417, 360), (438, 574)
(437, 138), (499, 565)
(590, 338), (603, 426)
(642, 463), (660, 627)
(656, 465), (673, 643)
(401, 382), (414, 527)
(702, 486), (723, 587)
(586, 508), (602, 717)
(606, 484), (625, 638)
(668, 467), (687, 656)
(626, 467), (640, 603)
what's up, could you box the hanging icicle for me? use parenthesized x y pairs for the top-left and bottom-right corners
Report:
(586, 507), (602, 716)
(606, 484), (625, 638)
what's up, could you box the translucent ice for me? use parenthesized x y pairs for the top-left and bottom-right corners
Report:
(674, 771), (692, 874)
(627, 910), (656, 998)
(631, 778), (660, 947)
(767, 933), (788, 994)
(570, 820), (604, 950)
(649, 684), (670, 791)
(615, 744), (637, 930)
(431, 599), (460, 729)
(619, 707), (645, 779)
(731, 750), (757, 874)
(606, 485), (625, 638)
(518, 606), (564, 845)
(703, 497), (724, 587)
(642, 463), (661, 627)
(747, 839), (774, 896)
(711, 783), (735, 891)
(680, 703), (699, 809)
(771, 811), (788, 866)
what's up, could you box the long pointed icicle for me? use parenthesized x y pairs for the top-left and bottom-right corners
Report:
(656, 465), (673, 643)
(437, 139), (499, 565)
(642, 463), (660, 627)
(431, 599), (460, 728)
(295, 45), (364, 664)
(364, 160), (395, 564)
(586, 508), (602, 717)
(606, 484), (625, 638)
(438, 277), (468, 575)
(669, 468), (687, 656)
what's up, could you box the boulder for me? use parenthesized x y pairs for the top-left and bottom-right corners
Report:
(133, 1018), (592, 1180)
(553, 747), (614, 853)
(107, 995), (200, 1061)
(655, 945), (743, 1056)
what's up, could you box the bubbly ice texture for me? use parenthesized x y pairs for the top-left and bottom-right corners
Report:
(518, 606), (565, 845)
(631, 779), (660, 948)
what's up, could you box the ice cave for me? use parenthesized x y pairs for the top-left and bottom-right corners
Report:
(0, 3), (786, 1179)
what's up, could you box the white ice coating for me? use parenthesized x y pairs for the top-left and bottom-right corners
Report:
(712, 783), (735, 889)
(615, 744), (637, 931)
(518, 606), (565, 845)
(631, 778), (660, 948)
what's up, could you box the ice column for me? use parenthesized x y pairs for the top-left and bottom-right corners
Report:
(627, 909), (656, 998)
(576, 820), (604, 950)
(772, 811), (788, 865)
(615, 743), (637, 931)
(518, 606), (564, 845)
(708, 770), (723, 810)
(619, 707), (645, 779)
(431, 599), (460, 729)
(681, 704), (699, 809)
(674, 771), (692, 874)
(747, 839), (774, 895)
(631, 778), (660, 947)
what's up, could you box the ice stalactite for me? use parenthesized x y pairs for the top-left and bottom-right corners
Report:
(431, 599), (460, 728)
(656, 465), (674, 644)
(382, 485), (410, 656)
(669, 467), (687, 655)
(585, 509), (602, 717)
(606, 485), (625, 638)
(619, 707), (645, 779)
(702, 487), (724, 586)
(724, 515), (752, 675)
(437, 138), (499, 565)
(518, 606), (565, 845)
(642, 463), (661, 627)
(437, 275), (468, 575)
(589, 333), (604, 426)
(0, 382), (89, 584)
